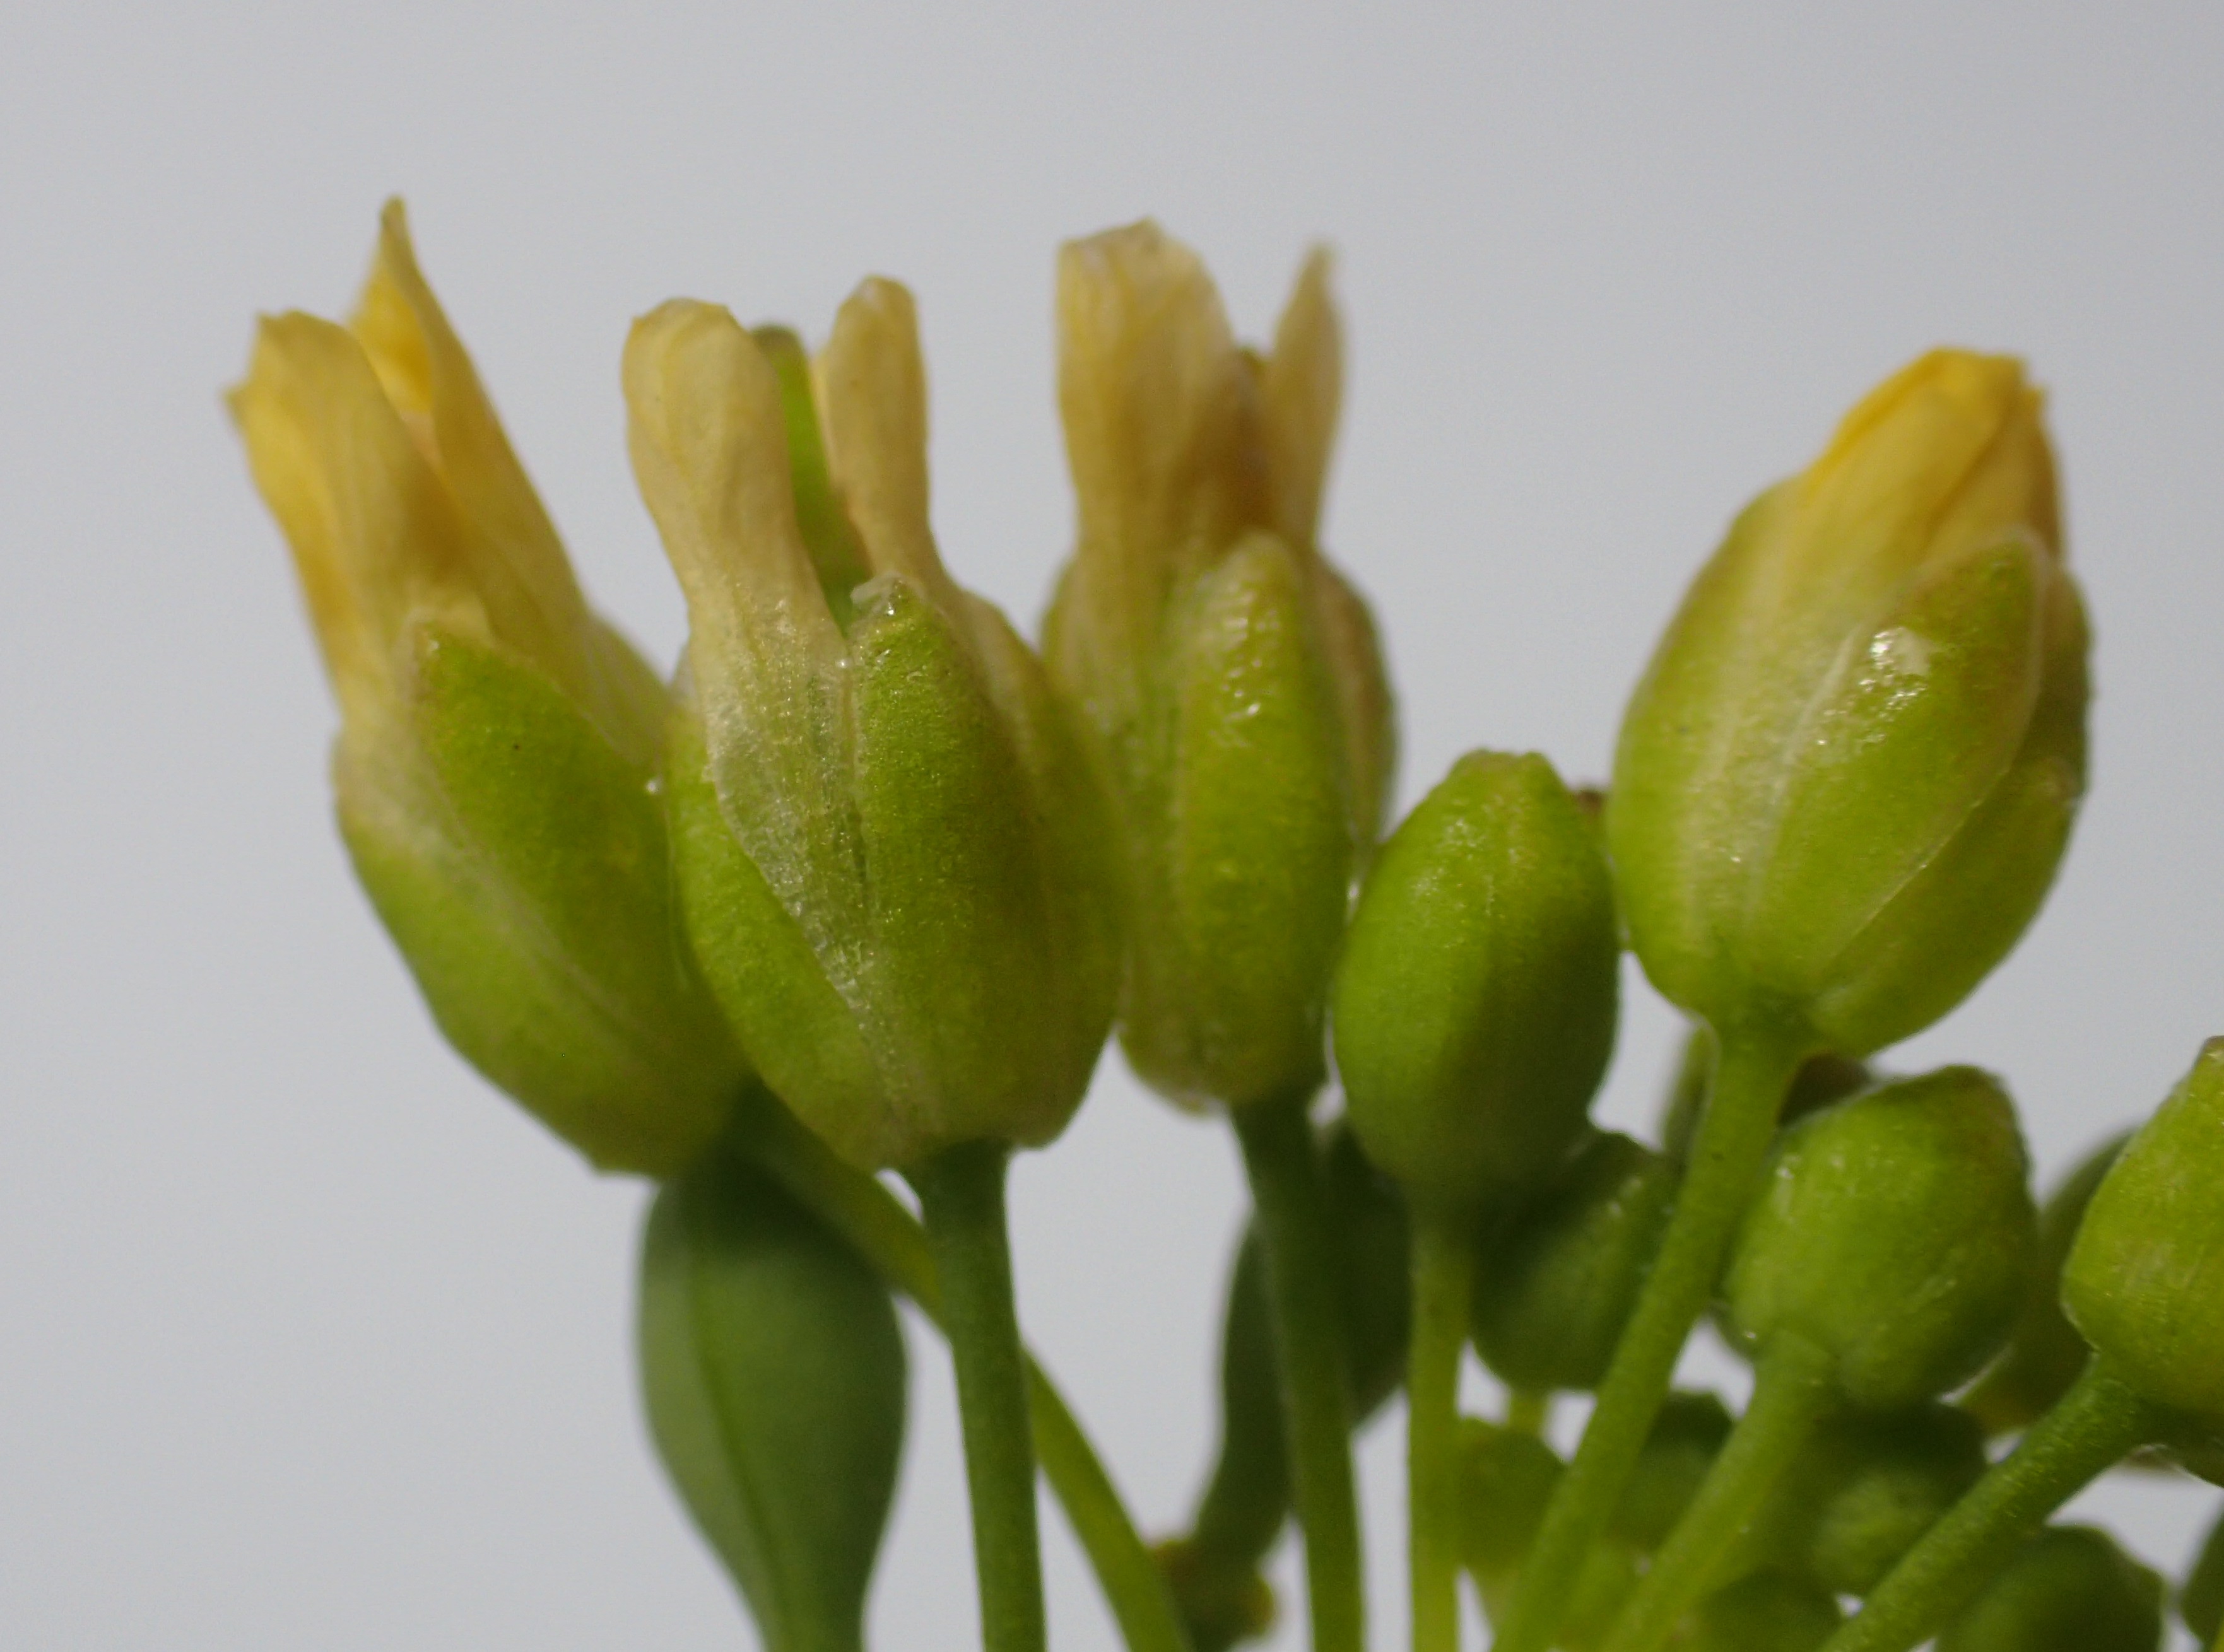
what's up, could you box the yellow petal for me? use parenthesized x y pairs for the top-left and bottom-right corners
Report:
(815, 277), (963, 617)
(1261, 246), (1342, 550)
(347, 201), (611, 720)
(231, 311), (485, 729)
(1056, 221), (1265, 605)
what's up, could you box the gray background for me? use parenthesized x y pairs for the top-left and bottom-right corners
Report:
(4, 3), (2220, 1646)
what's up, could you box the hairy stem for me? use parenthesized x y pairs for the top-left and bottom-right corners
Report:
(1819, 1362), (2158, 1652)
(1408, 1204), (1480, 1652)
(1493, 1024), (1807, 1652)
(740, 1091), (1192, 1652)
(914, 1141), (1046, 1652)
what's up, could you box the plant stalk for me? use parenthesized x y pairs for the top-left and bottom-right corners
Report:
(1408, 1204), (1480, 1652)
(1493, 1024), (1807, 1652)
(1597, 1332), (1837, 1652)
(740, 1091), (1192, 1652)
(914, 1140), (1047, 1652)
(1234, 1092), (1367, 1652)
(1818, 1361), (2158, 1652)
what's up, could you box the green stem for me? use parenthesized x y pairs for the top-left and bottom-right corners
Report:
(741, 1094), (1192, 1652)
(913, 1141), (1045, 1652)
(2211, 1619), (2224, 1652)
(1233, 1093), (1366, 1652)
(1493, 1024), (1807, 1652)
(1409, 1204), (1480, 1652)
(1597, 1333), (1837, 1652)
(1818, 1362), (2158, 1652)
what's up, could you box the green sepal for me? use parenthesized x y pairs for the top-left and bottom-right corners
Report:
(1937, 1525), (2164, 1652)
(1334, 749), (1619, 1207)
(1746, 536), (2047, 1024)
(637, 1139), (907, 1652)
(667, 689), (885, 1168)
(1124, 530), (1354, 1110)
(1721, 1067), (2037, 1410)
(2064, 1038), (2224, 1423)
(339, 622), (743, 1175)
(1473, 1130), (1675, 1394)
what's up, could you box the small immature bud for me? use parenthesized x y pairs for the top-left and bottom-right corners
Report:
(1334, 751), (1620, 1210)
(1744, 1403), (1987, 1596)
(1936, 1526), (2163, 1652)
(1458, 1419), (1565, 1588)
(638, 1142), (908, 1652)
(1615, 1391), (1738, 1553)
(1964, 1130), (2129, 1434)
(234, 202), (744, 1175)
(1611, 351), (2086, 1057)
(1721, 1067), (2037, 1409)
(2063, 1039), (2224, 1424)
(1680, 1571), (1844, 1652)
(1046, 223), (1395, 1110)
(628, 285), (1119, 1170)
(1473, 1130), (1676, 1393)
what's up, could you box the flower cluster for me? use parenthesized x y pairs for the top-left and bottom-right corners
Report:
(237, 206), (2223, 1652)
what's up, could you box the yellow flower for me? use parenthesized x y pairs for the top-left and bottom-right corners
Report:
(232, 202), (743, 1175)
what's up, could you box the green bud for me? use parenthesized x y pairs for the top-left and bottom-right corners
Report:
(1610, 350), (2086, 1057)
(234, 202), (744, 1175)
(1937, 1526), (2163, 1652)
(1721, 1067), (2037, 1409)
(627, 285), (1119, 1169)
(1657, 1024), (1869, 1166)
(1046, 223), (1395, 1110)
(637, 1140), (907, 1652)
(1459, 1418), (1565, 1588)
(2063, 1039), (2224, 1424)
(1680, 1571), (1844, 1652)
(1473, 1130), (1676, 1393)
(1964, 1130), (2129, 1434)
(2184, 1503), (2224, 1644)
(1744, 1403), (1987, 1595)
(1335, 751), (1620, 1209)
(1616, 1391), (1738, 1552)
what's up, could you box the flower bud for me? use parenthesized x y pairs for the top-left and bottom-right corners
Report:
(638, 1140), (907, 1652)
(1721, 1067), (2037, 1409)
(1459, 1419), (1565, 1591)
(1473, 1130), (1675, 1393)
(1964, 1130), (2129, 1434)
(1744, 1403), (1987, 1596)
(1681, 1572), (1844, 1652)
(1611, 351), (2086, 1057)
(233, 202), (743, 1175)
(2062, 1039), (2224, 1424)
(627, 284), (1119, 1171)
(1334, 751), (1620, 1209)
(1045, 223), (1394, 1109)
(1936, 1526), (2163, 1652)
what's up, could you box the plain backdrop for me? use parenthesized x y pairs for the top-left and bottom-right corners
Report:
(4, 4), (2221, 1648)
